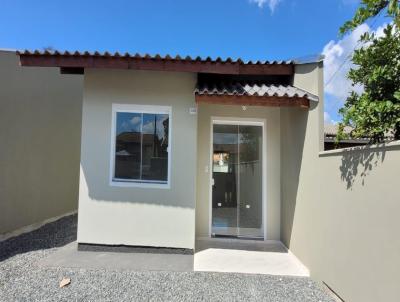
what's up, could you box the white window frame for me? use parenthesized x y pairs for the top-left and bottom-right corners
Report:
(110, 103), (172, 189)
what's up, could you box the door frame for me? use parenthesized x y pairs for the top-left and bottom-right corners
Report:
(209, 116), (267, 240)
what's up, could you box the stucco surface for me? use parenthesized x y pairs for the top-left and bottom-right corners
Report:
(281, 63), (400, 302)
(0, 50), (82, 235)
(77, 69), (197, 249)
(284, 144), (400, 302)
(196, 103), (281, 240)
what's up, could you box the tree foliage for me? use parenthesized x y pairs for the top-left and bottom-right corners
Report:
(337, 0), (400, 143)
(340, 0), (400, 34)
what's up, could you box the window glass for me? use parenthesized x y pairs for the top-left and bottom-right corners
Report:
(141, 113), (169, 181)
(115, 112), (142, 180)
(113, 109), (169, 184)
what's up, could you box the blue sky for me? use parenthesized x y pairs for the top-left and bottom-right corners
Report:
(0, 0), (388, 123)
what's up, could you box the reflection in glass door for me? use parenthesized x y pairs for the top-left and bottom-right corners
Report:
(211, 122), (263, 239)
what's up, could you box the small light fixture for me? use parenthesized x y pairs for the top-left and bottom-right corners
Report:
(242, 106), (247, 111)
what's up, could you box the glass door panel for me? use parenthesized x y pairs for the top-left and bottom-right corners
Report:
(211, 122), (264, 239)
(212, 124), (239, 237)
(238, 125), (263, 237)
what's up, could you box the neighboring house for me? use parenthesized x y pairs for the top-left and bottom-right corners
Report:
(0, 50), (82, 238)
(324, 124), (369, 150)
(324, 124), (394, 150)
(18, 50), (324, 251)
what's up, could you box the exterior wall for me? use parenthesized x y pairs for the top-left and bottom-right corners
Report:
(316, 145), (400, 302)
(281, 62), (323, 246)
(196, 104), (281, 240)
(281, 62), (400, 302)
(77, 69), (197, 249)
(0, 50), (82, 235)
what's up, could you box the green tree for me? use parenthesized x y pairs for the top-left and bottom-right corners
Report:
(340, 0), (400, 34)
(337, 0), (400, 142)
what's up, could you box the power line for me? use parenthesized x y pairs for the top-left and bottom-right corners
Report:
(324, 12), (382, 89)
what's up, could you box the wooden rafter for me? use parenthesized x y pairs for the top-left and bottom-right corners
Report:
(19, 54), (294, 76)
(195, 95), (310, 108)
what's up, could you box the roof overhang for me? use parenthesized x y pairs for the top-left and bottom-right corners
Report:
(195, 95), (310, 108)
(17, 51), (294, 76)
(194, 83), (317, 108)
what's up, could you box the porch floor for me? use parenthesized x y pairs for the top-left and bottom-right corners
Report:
(195, 237), (309, 276)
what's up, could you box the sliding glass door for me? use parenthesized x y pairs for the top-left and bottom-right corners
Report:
(211, 122), (263, 239)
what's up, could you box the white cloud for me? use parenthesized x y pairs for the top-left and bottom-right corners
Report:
(142, 118), (168, 138)
(323, 23), (387, 102)
(324, 111), (338, 125)
(323, 24), (369, 101)
(249, 0), (282, 13)
(130, 116), (141, 125)
(322, 23), (387, 125)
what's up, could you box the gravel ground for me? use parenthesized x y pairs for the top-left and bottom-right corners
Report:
(0, 215), (335, 302)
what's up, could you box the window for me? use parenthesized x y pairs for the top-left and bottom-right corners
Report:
(111, 104), (171, 187)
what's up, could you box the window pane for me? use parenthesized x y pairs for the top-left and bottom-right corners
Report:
(212, 124), (239, 234)
(141, 113), (169, 181)
(114, 112), (142, 180)
(238, 125), (263, 234)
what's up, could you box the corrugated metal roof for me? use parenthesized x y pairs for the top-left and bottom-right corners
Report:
(17, 50), (294, 65)
(195, 83), (319, 102)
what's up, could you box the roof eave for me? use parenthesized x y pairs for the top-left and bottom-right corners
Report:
(195, 94), (310, 108)
(18, 53), (295, 76)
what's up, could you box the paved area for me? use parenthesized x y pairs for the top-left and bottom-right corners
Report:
(0, 215), (335, 301)
(38, 237), (308, 276)
(195, 237), (309, 276)
(38, 242), (194, 272)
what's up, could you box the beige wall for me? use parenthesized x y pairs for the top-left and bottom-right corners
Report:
(317, 145), (400, 302)
(0, 50), (82, 235)
(196, 104), (281, 240)
(281, 62), (400, 302)
(281, 62), (323, 246)
(77, 69), (197, 249)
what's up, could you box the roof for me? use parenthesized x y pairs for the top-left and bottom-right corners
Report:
(17, 49), (321, 109)
(324, 125), (369, 144)
(17, 50), (295, 75)
(195, 83), (318, 102)
(324, 124), (353, 137)
(17, 50), (295, 64)
(324, 124), (395, 142)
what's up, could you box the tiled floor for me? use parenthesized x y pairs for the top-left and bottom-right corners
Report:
(194, 237), (309, 276)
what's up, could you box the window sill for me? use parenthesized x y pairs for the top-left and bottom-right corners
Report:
(110, 180), (170, 189)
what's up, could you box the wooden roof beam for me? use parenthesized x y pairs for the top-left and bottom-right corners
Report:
(19, 55), (294, 76)
(195, 95), (310, 108)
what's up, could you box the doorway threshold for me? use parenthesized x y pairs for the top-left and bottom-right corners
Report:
(212, 234), (264, 241)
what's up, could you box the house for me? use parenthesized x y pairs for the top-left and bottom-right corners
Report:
(324, 124), (369, 150)
(18, 50), (323, 252)
(323, 124), (396, 150)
